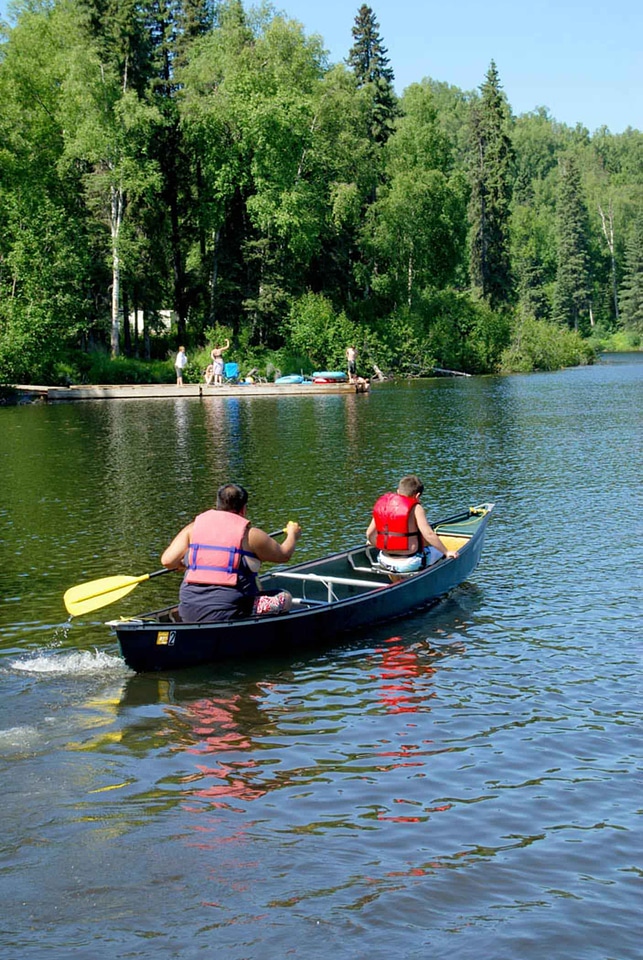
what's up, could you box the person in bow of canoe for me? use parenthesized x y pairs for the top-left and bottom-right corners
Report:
(161, 483), (302, 623)
(366, 474), (458, 573)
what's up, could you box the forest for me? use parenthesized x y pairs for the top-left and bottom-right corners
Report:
(1, 0), (642, 386)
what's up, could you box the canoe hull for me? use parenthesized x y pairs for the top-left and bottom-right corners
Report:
(110, 504), (494, 672)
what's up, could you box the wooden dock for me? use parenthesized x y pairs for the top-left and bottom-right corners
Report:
(10, 380), (370, 403)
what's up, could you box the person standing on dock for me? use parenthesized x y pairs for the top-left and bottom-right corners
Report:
(346, 345), (357, 383)
(211, 338), (230, 385)
(175, 346), (188, 386)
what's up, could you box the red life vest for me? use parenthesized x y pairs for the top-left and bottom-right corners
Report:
(184, 510), (253, 586)
(373, 492), (421, 553)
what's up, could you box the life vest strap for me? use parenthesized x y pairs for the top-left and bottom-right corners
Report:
(187, 542), (255, 575)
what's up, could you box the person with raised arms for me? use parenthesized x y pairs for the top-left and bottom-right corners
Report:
(161, 483), (301, 622)
(210, 338), (230, 385)
(366, 474), (458, 573)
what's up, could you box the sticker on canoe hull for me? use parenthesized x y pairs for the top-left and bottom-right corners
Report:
(156, 630), (176, 646)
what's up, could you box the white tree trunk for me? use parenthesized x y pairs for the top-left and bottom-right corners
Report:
(110, 183), (124, 357)
(407, 251), (413, 306)
(598, 200), (619, 323)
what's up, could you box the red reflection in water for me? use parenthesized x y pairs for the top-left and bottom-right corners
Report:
(174, 694), (265, 808)
(374, 636), (437, 714)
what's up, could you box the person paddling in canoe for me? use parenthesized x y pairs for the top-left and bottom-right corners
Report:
(366, 474), (458, 573)
(161, 483), (302, 623)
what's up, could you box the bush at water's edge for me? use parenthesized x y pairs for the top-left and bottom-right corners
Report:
(586, 328), (642, 354)
(500, 317), (596, 372)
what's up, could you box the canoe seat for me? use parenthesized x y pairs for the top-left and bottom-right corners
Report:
(349, 548), (420, 582)
(371, 563), (418, 579)
(438, 534), (470, 552)
(348, 539), (468, 582)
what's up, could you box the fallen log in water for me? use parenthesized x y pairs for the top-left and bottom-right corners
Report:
(431, 367), (472, 377)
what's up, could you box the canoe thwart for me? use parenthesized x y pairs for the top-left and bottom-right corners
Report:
(273, 570), (389, 603)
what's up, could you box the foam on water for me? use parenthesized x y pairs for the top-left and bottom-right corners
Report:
(0, 724), (42, 750)
(8, 647), (132, 677)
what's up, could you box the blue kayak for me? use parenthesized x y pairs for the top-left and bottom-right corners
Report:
(275, 374), (306, 384)
(312, 371), (348, 381)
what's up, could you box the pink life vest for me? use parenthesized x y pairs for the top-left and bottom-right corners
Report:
(184, 510), (253, 586)
(372, 493), (421, 553)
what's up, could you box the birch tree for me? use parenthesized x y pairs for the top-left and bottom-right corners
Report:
(598, 199), (619, 323)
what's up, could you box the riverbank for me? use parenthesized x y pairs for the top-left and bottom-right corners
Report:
(5, 379), (371, 403)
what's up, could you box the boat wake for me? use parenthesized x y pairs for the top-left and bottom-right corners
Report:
(8, 648), (132, 678)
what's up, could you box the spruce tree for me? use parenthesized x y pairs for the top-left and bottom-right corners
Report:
(468, 61), (515, 309)
(552, 154), (591, 330)
(76, 0), (152, 95)
(347, 4), (397, 144)
(619, 214), (643, 331)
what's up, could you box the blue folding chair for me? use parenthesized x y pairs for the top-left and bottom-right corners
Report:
(223, 362), (240, 383)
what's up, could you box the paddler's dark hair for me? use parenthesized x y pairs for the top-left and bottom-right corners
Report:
(217, 483), (249, 513)
(398, 475), (424, 497)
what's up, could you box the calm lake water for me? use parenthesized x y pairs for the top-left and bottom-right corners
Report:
(1, 355), (641, 960)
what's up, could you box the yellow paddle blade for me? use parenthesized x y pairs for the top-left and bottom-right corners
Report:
(64, 573), (151, 617)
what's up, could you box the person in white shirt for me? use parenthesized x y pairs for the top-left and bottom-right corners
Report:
(175, 346), (188, 385)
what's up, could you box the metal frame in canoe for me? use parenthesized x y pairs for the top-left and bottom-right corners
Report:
(108, 503), (495, 672)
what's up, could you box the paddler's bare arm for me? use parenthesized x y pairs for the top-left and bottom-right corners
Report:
(249, 521), (301, 563)
(415, 504), (458, 559)
(365, 518), (377, 546)
(161, 522), (194, 569)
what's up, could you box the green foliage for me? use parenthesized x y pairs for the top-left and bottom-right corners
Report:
(364, 83), (467, 308)
(468, 61), (515, 308)
(285, 293), (356, 369)
(370, 310), (437, 374)
(618, 214), (643, 330)
(0, 339), (174, 386)
(0, 313), (57, 384)
(501, 316), (595, 372)
(587, 327), (641, 353)
(552, 153), (591, 330)
(511, 197), (557, 320)
(1, 1), (641, 383)
(364, 290), (511, 376)
(68, 351), (174, 385)
(347, 4), (397, 144)
(417, 290), (511, 374)
(512, 108), (567, 203)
